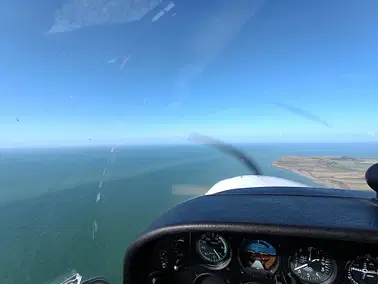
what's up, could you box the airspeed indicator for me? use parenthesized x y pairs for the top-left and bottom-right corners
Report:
(196, 232), (231, 269)
(290, 247), (337, 284)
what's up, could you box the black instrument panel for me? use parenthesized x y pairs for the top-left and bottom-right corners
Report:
(148, 232), (378, 284)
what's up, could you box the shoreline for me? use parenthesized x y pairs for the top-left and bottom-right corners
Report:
(271, 155), (378, 191)
(271, 161), (345, 189)
(271, 155), (377, 191)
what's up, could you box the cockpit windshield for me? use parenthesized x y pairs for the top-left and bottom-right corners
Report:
(0, 0), (378, 283)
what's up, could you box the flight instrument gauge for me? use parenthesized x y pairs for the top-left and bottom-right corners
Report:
(196, 232), (231, 269)
(239, 240), (279, 275)
(289, 247), (337, 284)
(347, 255), (378, 284)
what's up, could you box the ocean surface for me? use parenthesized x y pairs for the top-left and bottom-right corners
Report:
(0, 143), (378, 284)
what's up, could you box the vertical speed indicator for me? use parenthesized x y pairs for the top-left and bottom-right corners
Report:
(347, 255), (378, 284)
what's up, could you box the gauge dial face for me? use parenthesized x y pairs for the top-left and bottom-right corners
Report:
(347, 255), (378, 284)
(196, 233), (230, 265)
(239, 240), (279, 275)
(290, 247), (337, 284)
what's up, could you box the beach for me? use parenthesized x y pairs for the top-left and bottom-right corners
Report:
(272, 156), (378, 190)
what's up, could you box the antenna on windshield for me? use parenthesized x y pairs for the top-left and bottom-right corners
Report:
(188, 133), (262, 176)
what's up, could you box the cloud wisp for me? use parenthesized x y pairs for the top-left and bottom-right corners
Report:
(106, 58), (117, 64)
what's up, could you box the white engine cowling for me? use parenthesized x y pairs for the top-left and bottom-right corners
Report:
(206, 175), (308, 195)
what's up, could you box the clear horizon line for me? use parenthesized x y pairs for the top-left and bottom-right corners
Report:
(1, 140), (378, 150)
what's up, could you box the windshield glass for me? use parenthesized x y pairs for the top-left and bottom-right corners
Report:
(1, 0), (378, 283)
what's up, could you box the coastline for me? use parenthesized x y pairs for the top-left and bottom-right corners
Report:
(271, 161), (345, 189)
(271, 156), (376, 190)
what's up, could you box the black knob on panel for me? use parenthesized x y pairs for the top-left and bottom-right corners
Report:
(151, 277), (163, 284)
(365, 163), (378, 195)
(193, 274), (226, 284)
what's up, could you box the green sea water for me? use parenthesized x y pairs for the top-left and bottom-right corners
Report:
(0, 143), (377, 284)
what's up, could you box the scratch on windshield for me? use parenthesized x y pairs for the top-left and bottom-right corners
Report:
(47, 0), (163, 34)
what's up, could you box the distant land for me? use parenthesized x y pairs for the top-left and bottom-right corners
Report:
(273, 156), (378, 190)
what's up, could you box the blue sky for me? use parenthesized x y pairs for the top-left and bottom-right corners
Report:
(0, 0), (378, 147)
